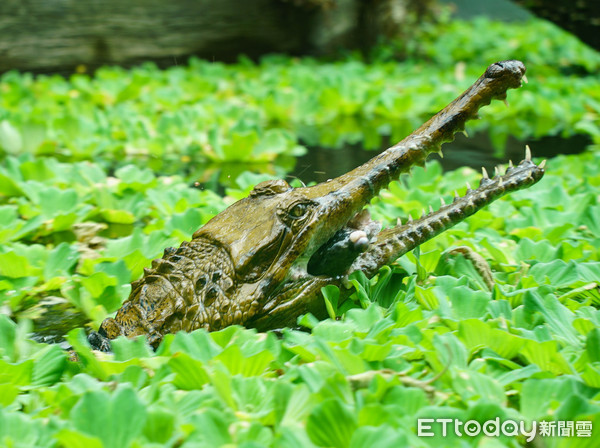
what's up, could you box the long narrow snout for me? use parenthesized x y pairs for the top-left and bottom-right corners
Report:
(297, 60), (527, 253)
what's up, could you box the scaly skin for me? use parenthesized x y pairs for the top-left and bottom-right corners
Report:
(89, 60), (545, 351)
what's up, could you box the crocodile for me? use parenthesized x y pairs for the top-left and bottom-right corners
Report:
(88, 60), (545, 351)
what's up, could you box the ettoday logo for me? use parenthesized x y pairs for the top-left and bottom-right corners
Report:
(417, 418), (593, 441)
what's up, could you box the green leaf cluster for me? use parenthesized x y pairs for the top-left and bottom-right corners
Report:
(388, 16), (600, 154)
(1, 16), (599, 175)
(0, 149), (598, 446)
(0, 155), (227, 326)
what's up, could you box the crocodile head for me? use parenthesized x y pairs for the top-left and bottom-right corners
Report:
(90, 60), (545, 350)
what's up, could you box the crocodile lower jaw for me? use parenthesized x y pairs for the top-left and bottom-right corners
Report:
(305, 150), (545, 280)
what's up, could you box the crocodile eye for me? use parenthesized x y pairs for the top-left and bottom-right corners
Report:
(289, 203), (309, 218)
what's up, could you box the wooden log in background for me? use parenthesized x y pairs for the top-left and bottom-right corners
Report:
(0, 0), (440, 74)
(0, 0), (317, 73)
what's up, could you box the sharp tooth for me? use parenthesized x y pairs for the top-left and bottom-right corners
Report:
(481, 167), (489, 179)
(421, 208), (427, 218)
(408, 215), (413, 223)
(525, 145), (532, 161)
(466, 181), (472, 191)
(461, 129), (469, 138)
(454, 190), (460, 201)
(539, 159), (547, 169)
(437, 149), (444, 158)
(494, 166), (500, 177)
(397, 218), (402, 226)
(429, 205), (434, 214)
(522, 74), (529, 84)
(440, 197), (446, 206)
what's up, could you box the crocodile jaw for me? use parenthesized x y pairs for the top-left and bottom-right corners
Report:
(288, 61), (528, 260)
(250, 153), (545, 331)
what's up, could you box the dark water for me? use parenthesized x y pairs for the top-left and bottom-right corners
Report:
(30, 300), (88, 347)
(290, 131), (591, 184)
